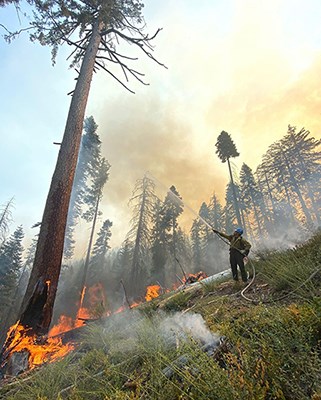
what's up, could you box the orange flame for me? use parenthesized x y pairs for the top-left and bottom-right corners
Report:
(79, 286), (86, 308)
(5, 322), (74, 370)
(183, 271), (207, 284)
(114, 305), (126, 313)
(145, 285), (161, 301)
(48, 315), (81, 337)
(4, 280), (172, 372)
(76, 283), (109, 321)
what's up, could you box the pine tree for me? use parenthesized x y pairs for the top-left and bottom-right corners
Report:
(215, 131), (242, 226)
(198, 202), (214, 270)
(281, 126), (321, 226)
(239, 163), (266, 237)
(224, 182), (242, 229)
(0, 198), (13, 247)
(9, 0), (163, 336)
(259, 142), (297, 228)
(255, 163), (280, 231)
(64, 116), (101, 259)
(150, 198), (167, 286)
(175, 227), (192, 278)
(161, 186), (184, 283)
(78, 156), (110, 308)
(190, 219), (203, 272)
(114, 238), (134, 304)
(82, 219), (113, 310)
(90, 219), (113, 271)
(0, 226), (24, 322)
(0, 0), (23, 5)
(208, 193), (224, 231)
(126, 175), (156, 297)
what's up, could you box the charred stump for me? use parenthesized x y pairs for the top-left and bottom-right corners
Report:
(19, 278), (50, 335)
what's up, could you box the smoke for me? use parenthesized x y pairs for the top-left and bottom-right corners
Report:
(90, 94), (227, 248)
(80, 0), (321, 250)
(159, 312), (219, 346)
(100, 310), (219, 350)
(64, 0), (321, 255)
(254, 221), (313, 253)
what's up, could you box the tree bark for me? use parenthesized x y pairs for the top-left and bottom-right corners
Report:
(18, 20), (103, 336)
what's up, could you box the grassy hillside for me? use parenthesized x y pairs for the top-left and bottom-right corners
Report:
(1, 232), (320, 400)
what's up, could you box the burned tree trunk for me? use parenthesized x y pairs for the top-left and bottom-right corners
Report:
(16, 21), (103, 336)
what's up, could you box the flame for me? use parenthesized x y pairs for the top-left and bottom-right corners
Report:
(4, 280), (174, 372)
(145, 285), (161, 301)
(76, 283), (109, 321)
(4, 322), (74, 370)
(183, 271), (207, 284)
(114, 305), (126, 313)
(48, 315), (80, 337)
(87, 283), (107, 305)
(79, 286), (86, 308)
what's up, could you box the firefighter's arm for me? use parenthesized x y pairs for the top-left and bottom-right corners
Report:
(212, 229), (231, 241)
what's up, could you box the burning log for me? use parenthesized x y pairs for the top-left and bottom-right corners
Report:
(1, 322), (75, 377)
(184, 271), (208, 285)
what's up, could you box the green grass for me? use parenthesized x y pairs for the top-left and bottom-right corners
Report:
(1, 232), (321, 400)
(253, 231), (321, 299)
(199, 275), (230, 296)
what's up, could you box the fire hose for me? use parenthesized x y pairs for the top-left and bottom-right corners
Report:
(213, 230), (320, 304)
(148, 175), (257, 302)
(147, 174), (318, 304)
(211, 231), (256, 302)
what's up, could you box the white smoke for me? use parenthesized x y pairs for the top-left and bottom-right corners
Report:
(159, 312), (219, 346)
(101, 310), (219, 350)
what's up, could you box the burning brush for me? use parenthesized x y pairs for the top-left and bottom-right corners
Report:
(183, 271), (208, 285)
(1, 322), (74, 376)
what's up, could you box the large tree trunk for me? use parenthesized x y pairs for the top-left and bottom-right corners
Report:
(17, 20), (103, 336)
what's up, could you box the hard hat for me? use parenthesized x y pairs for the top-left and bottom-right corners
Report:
(235, 227), (243, 235)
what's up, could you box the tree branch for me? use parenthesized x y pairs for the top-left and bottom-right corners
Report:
(107, 28), (167, 68)
(94, 60), (135, 94)
(1, 24), (33, 41)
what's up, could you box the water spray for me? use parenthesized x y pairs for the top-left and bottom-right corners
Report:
(146, 171), (232, 248)
(146, 172), (214, 231)
(146, 172), (257, 300)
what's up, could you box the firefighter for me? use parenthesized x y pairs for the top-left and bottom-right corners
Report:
(213, 227), (251, 282)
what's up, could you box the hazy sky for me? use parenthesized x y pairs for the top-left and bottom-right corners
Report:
(1, 0), (321, 251)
